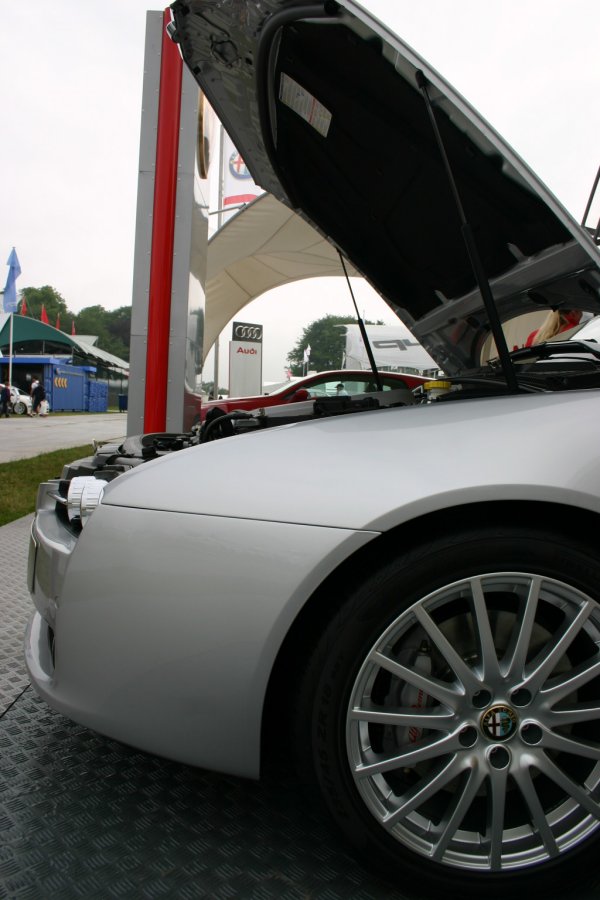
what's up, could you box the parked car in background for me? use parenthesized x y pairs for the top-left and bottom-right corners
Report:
(10, 387), (32, 415)
(0, 385), (32, 415)
(26, 2), (600, 897)
(201, 369), (429, 420)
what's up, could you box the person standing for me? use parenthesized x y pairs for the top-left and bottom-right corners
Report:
(525, 309), (582, 347)
(31, 380), (46, 417)
(0, 384), (11, 418)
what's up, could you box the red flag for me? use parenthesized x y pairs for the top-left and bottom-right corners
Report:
(55, 314), (61, 330)
(40, 304), (50, 325)
(20, 296), (28, 316)
(71, 320), (76, 336)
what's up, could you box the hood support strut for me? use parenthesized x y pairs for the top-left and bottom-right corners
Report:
(415, 70), (519, 392)
(338, 251), (383, 391)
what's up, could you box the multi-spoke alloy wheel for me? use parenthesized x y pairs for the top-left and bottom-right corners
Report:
(348, 572), (600, 870)
(303, 530), (600, 895)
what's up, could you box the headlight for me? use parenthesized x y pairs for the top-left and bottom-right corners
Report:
(67, 476), (108, 526)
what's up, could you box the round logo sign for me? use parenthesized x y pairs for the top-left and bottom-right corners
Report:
(229, 152), (251, 179)
(481, 705), (518, 742)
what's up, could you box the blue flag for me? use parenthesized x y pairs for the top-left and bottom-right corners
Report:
(3, 247), (21, 313)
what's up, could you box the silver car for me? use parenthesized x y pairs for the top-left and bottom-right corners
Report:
(25, 1), (600, 896)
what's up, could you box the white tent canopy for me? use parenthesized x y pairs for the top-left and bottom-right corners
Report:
(205, 193), (357, 355)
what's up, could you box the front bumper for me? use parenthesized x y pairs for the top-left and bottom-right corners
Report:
(28, 505), (77, 630)
(26, 497), (377, 777)
(24, 609), (55, 693)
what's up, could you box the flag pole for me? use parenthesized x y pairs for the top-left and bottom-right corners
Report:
(8, 313), (13, 388)
(3, 248), (22, 389)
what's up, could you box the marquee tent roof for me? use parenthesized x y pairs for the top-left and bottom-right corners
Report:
(205, 193), (357, 355)
(0, 314), (129, 374)
(0, 313), (71, 347)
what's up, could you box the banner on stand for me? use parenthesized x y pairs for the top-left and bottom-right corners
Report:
(229, 321), (263, 397)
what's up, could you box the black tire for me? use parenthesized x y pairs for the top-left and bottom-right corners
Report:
(297, 525), (600, 897)
(13, 401), (27, 415)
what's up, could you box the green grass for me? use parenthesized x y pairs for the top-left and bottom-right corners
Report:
(0, 445), (94, 526)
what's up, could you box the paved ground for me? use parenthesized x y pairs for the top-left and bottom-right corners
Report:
(0, 413), (127, 463)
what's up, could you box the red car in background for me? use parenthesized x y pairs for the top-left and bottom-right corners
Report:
(201, 369), (429, 421)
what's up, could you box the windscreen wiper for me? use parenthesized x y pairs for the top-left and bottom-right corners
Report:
(508, 339), (600, 364)
(415, 70), (519, 393)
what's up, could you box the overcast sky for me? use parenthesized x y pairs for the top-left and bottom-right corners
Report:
(1, 1), (598, 383)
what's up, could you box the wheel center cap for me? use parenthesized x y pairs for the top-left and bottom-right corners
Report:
(480, 704), (518, 742)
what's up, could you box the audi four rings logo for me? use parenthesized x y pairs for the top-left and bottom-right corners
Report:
(232, 322), (263, 343)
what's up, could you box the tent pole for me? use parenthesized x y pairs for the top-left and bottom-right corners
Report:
(213, 123), (226, 399)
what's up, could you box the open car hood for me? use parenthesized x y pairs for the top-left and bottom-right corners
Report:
(169, 0), (600, 376)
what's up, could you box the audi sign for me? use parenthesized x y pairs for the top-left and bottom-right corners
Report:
(232, 321), (263, 343)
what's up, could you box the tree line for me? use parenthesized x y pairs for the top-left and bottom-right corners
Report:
(286, 314), (382, 374)
(18, 291), (378, 375)
(19, 285), (131, 362)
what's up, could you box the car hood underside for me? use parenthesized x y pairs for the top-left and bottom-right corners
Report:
(169, 0), (600, 375)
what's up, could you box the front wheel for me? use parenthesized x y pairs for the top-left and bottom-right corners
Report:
(13, 401), (27, 415)
(299, 527), (600, 896)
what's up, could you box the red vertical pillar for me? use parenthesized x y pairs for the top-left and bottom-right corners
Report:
(144, 10), (183, 432)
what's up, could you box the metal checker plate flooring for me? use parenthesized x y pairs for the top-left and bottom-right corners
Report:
(3, 515), (600, 899)
(1, 516), (409, 900)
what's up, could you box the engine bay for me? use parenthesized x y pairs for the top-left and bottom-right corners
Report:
(60, 338), (600, 490)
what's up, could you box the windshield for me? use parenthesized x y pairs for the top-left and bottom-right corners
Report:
(267, 380), (300, 396)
